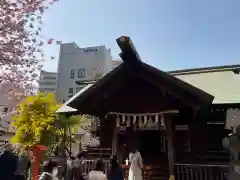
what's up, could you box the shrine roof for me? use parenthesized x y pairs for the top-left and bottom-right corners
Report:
(57, 63), (240, 114)
(56, 37), (217, 114)
(173, 64), (240, 104)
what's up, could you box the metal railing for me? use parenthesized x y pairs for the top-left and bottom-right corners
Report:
(174, 163), (229, 180)
(81, 159), (111, 174)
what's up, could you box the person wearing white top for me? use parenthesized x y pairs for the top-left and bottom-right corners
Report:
(128, 148), (143, 180)
(88, 159), (107, 180)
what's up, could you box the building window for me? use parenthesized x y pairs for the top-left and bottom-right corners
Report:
(84, 48), (98, 53)
(41, 76), (57, 80)
(77, 69), (86, 78)
(68, 88), (73, 97)
(39, 88), (56, 92)
(70, 69), (75, 79)
(39, 82), (56, 86)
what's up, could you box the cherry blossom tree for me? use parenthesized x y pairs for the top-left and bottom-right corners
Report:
(0, 0), (60, 91)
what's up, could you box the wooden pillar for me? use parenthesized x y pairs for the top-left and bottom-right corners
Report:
(133, 124), (138, 150)
(166, 117), (175, 176)
(189, 107), (208, 161)
(188, 108), (197, 160)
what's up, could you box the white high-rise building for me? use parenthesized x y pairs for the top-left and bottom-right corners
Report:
(38, 70), (57, 93)
(56, 43), (113, 103)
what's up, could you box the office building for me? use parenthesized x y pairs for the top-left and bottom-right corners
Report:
(38, 70), (57, 93)
(56, 43), (113, 103)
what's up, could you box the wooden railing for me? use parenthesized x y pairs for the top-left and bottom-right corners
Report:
(174, 163), (229, 180)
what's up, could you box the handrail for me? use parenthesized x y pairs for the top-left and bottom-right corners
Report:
(175, 163), (229, 180)
(174, 163), (228, 167)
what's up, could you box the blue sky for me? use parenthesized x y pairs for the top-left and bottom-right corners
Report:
(42, 0), (240, 72)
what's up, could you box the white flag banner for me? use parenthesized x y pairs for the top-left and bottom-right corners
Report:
(111, 110), (178, 128)
(127, 116), (131, 127)
(139, 117), (143, 128)
(155, 115), (159, 123)
(144, 116), (148, 125)
(133, 116), (137, 124)
(116, 116), (120, 127)
(122, 115), (125, 124)
(160, 114), (165, 126)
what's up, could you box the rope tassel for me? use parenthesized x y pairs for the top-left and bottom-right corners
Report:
(127, 116), (131, 127)
(155, 115), (159, 123)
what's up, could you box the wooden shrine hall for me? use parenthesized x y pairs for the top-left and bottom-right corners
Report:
(57, 36), (234, 180)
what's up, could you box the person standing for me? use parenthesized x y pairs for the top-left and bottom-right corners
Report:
(14, 149), (31, 180)
(0, 143), (18, 180)
(65, 155), (76, 180)
(25, 160), (31, 180)
(128, 147), (143, 180)
(108, 155), (124, 180)
(39, 160), (59, 180)
(74, 151), (86, 180)
(88, 159), (107, 180)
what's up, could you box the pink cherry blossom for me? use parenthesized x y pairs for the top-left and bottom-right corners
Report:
(0, 0), (61, 92)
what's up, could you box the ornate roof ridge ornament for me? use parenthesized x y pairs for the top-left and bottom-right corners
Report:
(116, 36), (142, 66)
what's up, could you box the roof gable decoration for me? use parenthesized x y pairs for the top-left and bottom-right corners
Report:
(116, 36), (142, 65)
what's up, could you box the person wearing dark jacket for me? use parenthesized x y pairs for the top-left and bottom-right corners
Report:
(14, 149), (31, 180)
(39, 160), (58, 180)
(75, 151), (87, 180)
(108, 155), (124, 180)
(65, 155), (76, 180)
(0, 143), (18, 180)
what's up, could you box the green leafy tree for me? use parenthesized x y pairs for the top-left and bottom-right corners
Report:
(56, 114), (89, 135)
(45, 114), (89, 156)
(10, 92), (61, 148)
(10, 92), (90, 157)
